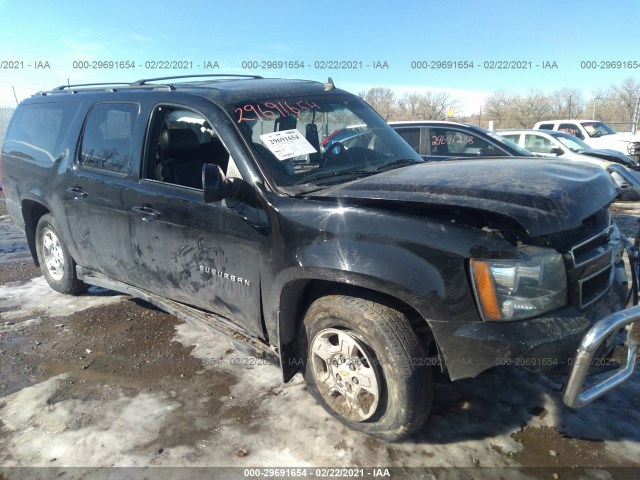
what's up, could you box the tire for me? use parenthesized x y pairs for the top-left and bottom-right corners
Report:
(300, 295), (433, 441)
(35, 214), (87, 294)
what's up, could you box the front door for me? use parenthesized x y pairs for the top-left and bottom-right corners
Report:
(125, 104), (269, 339)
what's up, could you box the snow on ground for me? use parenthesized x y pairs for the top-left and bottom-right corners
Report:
(1, 374), (181, 467)
(0, 213), (31, 265)
(0, 277), (123, 326)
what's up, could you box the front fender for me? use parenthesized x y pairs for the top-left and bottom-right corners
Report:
(270, 238), (477, 382)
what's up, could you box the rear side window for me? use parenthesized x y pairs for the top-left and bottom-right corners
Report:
(500, 133), (520, 143)
(524, 134), (553, 153)
(558, 123), (583, 139)
(538, 123), (554, 130)
(429, 128), (502, 157)
(3, 102), (80, 163)
(80, 102), (139, 174)
(394, 127), (421, 153)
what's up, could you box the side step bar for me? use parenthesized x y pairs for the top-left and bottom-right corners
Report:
(76, 266), (279, 363)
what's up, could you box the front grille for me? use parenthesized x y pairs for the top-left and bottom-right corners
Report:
(568, 224), (619, 309)
(580, 266), (613, 308)
(569, 226), (612, 267)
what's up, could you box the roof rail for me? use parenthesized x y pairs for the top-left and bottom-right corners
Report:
(35, 83), (175, 96)
(51, 82), (130, 91)
(130, 74), (263, 86)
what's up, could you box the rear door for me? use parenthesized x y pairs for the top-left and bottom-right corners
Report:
(64, 101), (145, 286)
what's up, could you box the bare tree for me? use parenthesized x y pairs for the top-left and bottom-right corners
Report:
(397, 92), (422, 119)
(483, 90), (515, 128)
(549, 88), (584, 119)
(416, 92), (459, 120)
(512, 90), (552, 128)
(360, 87), (397, 121)
(612, 77), (640, 122)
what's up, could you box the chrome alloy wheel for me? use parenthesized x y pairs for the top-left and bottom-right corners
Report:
(310, 328), (381, 421)
(41, 228), (65, 281)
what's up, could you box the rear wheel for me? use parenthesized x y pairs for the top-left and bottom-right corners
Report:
(301, 295), (433, 441)
(35, 214), (87, 294)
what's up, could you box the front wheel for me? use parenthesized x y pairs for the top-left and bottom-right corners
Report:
(35, 214), (87, 294)
(301, 295), (433, 441)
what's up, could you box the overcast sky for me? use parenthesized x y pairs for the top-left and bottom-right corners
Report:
(1, 0), (638, 113)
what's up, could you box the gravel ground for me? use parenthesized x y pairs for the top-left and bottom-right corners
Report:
(0, 195), (639, 480)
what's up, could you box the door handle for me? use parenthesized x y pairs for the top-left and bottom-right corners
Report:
(132, 205), (161, 222)
(67, 186), (88, 200)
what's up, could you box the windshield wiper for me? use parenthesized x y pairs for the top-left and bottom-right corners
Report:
(301, 169), (374, 184)
(375, 158), (422, 171)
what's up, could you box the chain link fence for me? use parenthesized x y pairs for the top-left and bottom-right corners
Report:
(0, 107), (15, 144)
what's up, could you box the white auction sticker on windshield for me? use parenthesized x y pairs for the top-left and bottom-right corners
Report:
(260, 129), (317, 160)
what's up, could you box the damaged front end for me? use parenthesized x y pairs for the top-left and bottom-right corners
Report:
(562, 221), (640, 408)
(432, 198), (640, 409)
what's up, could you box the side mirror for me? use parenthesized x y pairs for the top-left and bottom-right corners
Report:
(202, 163), (227, 203)
(549, 147), (564, 156)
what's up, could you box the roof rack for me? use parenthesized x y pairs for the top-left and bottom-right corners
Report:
(35, 74), (264, 96)
(130, 74), (263, 86)
(51, 82), (130, 91)
(35, 83), (175, 96)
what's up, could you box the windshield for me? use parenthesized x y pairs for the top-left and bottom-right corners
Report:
(554, 133), (591, 152)
(581, 121), (616, 138)
(228, 94), (423, 194)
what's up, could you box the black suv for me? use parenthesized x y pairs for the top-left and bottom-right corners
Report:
(1, 75), (639, 441)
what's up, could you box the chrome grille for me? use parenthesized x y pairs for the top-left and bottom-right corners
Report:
(568, 224), (619, 309)
(579, 265), (614, 308)
(569, 225), (612, 267)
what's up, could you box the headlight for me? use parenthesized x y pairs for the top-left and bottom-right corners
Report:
(470, 246), (567, 321)
(627, 142), (640, 155)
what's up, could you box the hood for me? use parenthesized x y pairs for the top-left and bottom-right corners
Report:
(614, 132), (640, 143)
(583, 148), (636, 166)
(308, 158), (618, 237)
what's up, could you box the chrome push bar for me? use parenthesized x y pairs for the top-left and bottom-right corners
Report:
(563, 305), (640, 408)
(562, 164), (640, 408)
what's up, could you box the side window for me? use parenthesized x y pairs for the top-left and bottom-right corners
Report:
(558, 123), (583, 139)
(80, 103), (139, 174)
(3, 102), (80, 163)
(394, 127), (420, 154)
(430, 128), (498, 157)
(500, 133), (520, 144)
(538, 123), (554, 130)
(524, 134), (553, 153)
(144, 106), (232, 190)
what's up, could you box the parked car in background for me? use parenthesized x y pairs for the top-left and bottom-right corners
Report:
(533, 119), (640, 160)
(388, 121), (534, 160)
(500, 129), (640, 198)
(500, 129), (637, 167)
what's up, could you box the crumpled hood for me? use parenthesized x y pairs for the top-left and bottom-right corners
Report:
(309, 158), (618, 237)
(584, 148), (637, 167)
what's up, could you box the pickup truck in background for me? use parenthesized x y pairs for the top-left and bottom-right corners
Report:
(1, 75), (639, 441)
(533, 119), (640, 160)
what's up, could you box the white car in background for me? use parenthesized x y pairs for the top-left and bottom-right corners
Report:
(533, 119), (640, 159)
(500, 128), (640, 198)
